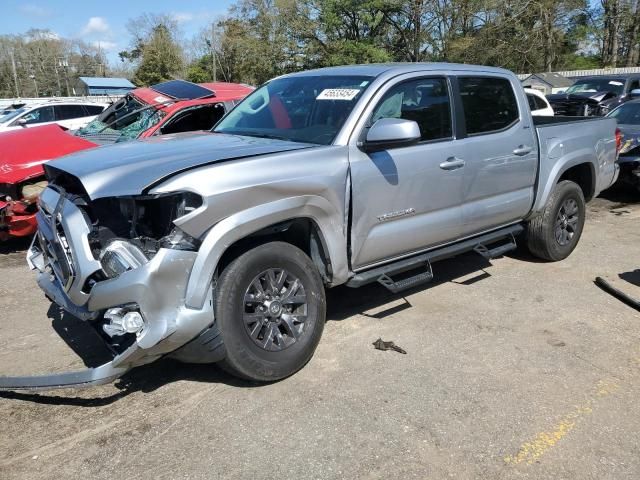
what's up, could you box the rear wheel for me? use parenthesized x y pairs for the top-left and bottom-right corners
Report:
(526, 180), (586, 261)
(215, 242), (326, 381)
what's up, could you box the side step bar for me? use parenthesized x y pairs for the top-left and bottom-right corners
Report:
(346, 224), (523, 291)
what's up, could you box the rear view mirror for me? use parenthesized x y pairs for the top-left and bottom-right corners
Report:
(363, 118), (421, 152)
(630, 89), (640, 98)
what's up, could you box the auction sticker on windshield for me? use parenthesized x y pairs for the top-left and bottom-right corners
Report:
(317, 89), (360, 101)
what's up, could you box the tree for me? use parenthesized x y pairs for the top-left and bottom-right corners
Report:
(132, 23), (184, 85)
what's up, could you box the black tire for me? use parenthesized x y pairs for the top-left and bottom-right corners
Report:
(215, 242), (326, 381)
(526, 180), (586, 261)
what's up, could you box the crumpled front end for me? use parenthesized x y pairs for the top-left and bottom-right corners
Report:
(21, 183), (216, 386)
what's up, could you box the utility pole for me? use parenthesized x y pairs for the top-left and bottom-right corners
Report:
(210, 23), (217, 82)
(29, 74), (39, 97)
(54, 58), (62, 96)
(9, 49), (20, 97)
(60, 59), (70, 96)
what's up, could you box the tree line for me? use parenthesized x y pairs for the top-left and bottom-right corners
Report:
(1, 0), (639, 97)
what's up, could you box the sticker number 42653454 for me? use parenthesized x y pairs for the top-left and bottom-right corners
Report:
(316, 89), (361, 101)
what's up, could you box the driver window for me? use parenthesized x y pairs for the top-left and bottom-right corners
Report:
(370, 78), (452, 141)
(19, 106), (55, 125)
(160, 104), (226, 135)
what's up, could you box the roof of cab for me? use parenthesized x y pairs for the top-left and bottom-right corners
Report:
(283, 62), (514, 78)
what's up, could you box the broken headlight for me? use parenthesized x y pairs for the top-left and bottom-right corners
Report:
(91, 191), (203, 256)
(100, 239), (148, 278)
(160, 226), (200, 251)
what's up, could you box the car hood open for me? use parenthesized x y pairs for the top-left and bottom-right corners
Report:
(46, 132), (316, 199)
(0, 124), (98, 184)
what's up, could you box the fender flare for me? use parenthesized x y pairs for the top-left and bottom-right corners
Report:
(184, 195), (349, 309)
(530, 149), (597, 215)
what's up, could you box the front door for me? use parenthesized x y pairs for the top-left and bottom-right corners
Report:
(349, 75), (466, 269)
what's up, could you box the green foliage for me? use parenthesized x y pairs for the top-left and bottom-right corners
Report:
(133, 24), (184, 86)
(186, 55), (212, 83)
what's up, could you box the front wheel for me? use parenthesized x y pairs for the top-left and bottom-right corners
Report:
(526, 180), (586, 261)
(215, 242), (326, 381)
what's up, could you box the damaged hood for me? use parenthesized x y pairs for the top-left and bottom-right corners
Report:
(0, 124), (98, 184)
(547, 91), (616, 104)
(46, 132), (316, 199)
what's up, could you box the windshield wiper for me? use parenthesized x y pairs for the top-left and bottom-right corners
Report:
(217, 130), (300, 142)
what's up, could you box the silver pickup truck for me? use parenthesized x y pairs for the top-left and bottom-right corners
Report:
(2, 63), (619, 389)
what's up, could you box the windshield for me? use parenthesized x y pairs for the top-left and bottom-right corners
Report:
(565, 78), (625, 95)
(214, 75), (373, 145)
(0, 107), (26, 124)
(608, 102), (640, 125)
(76, 95), (164, 141)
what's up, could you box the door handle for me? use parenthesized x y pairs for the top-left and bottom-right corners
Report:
(513, 144), (533, 156)
(439, 156), (466, 170)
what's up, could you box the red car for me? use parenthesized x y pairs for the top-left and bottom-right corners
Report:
(0, 80), (253, 241)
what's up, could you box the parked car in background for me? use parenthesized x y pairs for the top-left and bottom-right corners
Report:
(524, 88), (554, 116)
(0, 80), (253, 241)
(607, 99), (640, 191)
(7, 63), (619, 390)
(0, 100), (107, 133)
(547, 75), (640, 116)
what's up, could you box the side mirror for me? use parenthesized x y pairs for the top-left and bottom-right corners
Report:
(17, 118), (27, 126)
(363, 118), (421, 152)
(630, 89), (640, 98)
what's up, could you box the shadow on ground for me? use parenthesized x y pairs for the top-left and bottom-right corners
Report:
(597, 183), (640, 206)
(1, 252), (500, 406)
(0, 236), (32, 256)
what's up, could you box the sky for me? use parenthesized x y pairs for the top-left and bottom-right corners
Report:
(0, 0), (236, 62)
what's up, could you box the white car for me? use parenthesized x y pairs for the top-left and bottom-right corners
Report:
(0, 101), (108, 133)
(524, 88), (554, 116)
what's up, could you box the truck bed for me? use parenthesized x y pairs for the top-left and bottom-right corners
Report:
(531, 115), (618, 214)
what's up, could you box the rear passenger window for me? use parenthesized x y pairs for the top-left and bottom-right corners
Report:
(526, 94), (537, 111)
(370, 77), (452, 142)
(532, 95), (545, 110)
(84, 105), (105, 115)
(55, 105), (89, 120)
(459, 77), (519, 135)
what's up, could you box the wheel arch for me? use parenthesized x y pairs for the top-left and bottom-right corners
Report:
(557, 162), (595, 201)
(531, 156), (597, 217)
(184, 195), (349, 310)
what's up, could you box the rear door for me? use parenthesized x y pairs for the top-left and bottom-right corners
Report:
(348, 74), (467, 269)
(455, 75), (538, 236)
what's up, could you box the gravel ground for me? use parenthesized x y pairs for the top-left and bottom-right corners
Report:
(1, 187), (639, 480)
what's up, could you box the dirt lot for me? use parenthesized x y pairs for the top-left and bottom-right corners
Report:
(1, 188), (640, 480)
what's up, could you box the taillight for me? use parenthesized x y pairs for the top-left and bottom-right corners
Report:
(615, 127), (623, 153)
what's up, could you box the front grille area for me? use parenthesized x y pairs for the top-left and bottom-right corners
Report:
(37, 208), (77, 292)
